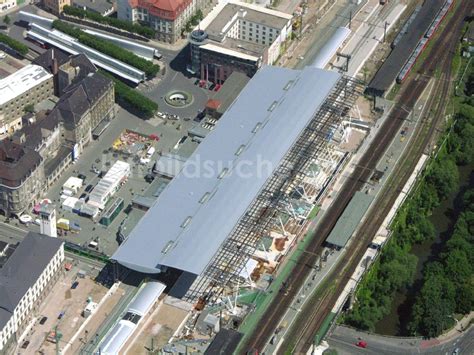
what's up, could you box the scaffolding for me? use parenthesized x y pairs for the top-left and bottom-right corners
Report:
(184, 76), (364, 304)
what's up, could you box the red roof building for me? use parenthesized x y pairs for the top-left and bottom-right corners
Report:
(118, 0), (205, 43)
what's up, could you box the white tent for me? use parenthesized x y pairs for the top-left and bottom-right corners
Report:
(88, 161), (130, 209)
(62, 196), (79, 212)
(63, 176), (83, 194)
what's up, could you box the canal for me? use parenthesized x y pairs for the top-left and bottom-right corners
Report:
(374, 165), (474, 336)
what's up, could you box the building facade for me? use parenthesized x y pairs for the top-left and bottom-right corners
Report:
(189, 1), (292, 82)
(0, 51), (115, 216)
(0, 140), (45, 217)
(43, 0), (71, 15)
(117, 0), (204, 43)
(0, 0), (16, 13)
(0, 65), (53, 138)
(0, 233), (64, 352)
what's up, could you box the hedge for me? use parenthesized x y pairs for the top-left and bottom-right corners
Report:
(63, 5), (155, 39)
(52, 20), (159, 77)
(100, 70), (158, 118)
(0, 33), (28, 56)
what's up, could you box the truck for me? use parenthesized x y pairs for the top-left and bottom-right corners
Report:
(146, 146), (155, 158)
(57, 218), (70, 231)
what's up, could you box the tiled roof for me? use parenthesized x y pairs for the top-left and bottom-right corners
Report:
(0, 140), (42, 188)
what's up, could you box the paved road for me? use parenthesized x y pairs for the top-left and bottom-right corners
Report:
(328, 325), (474, 355)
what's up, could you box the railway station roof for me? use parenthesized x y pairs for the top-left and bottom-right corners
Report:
(326, 191), (374, 248)
(112, 65), (341, 275)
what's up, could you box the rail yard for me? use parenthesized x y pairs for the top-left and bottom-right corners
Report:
(242, 0), (471, 353)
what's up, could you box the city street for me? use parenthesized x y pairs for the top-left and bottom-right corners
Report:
(327, 325), (474, 355)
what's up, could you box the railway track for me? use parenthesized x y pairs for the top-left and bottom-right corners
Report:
(288, 8), (463, 353)
(241, 1), (469, 353)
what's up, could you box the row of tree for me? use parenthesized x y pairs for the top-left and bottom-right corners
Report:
(100, 70), (158, 118)
(62, 5), (155, 39)
(343, 76), (474, 337)
(184, 10), (204, 34)
(52, 20), (160, 77)
(0, 32), (28, 56)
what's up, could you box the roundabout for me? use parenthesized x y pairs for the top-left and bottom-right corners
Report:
(164, 90), (194, 108)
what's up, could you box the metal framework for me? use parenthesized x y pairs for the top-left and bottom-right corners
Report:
(184, 76), (364, 304)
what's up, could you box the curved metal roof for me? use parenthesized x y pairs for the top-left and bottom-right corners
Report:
(112, 65), (341, 275)
(128, 281), (166, 316)
(311, 27), (351, 69)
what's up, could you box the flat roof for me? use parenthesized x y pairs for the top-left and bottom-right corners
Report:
(0, 65), (52, 106)
(326, 191), (374, 248)
(112, 65), (340, 275)
(203, 1), (291, 40)
(214, 71), (250, 114)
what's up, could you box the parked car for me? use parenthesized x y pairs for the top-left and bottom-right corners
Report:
(356, 341), (368, 348)
(145, 174), (155, 183)
(71, 281), (79, 289)
(214, 84), (222, 92)
(77, 173), (87, 181)
(58, 311), (65, 319)
(85, 184), (94, 193)
(39, 316), (48, 325)
(70, 221), (82, 232)
(79, 193), (87, 200)
(209, 83), (216, 90)
(21, 341), (30, 349)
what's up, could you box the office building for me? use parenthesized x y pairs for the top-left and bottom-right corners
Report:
(189, 1), (292, 82)
(0, 65), (53, 138)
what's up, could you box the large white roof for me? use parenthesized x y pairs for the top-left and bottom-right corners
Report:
(0, 65), (52, 106)
(112, 65), (341, 275)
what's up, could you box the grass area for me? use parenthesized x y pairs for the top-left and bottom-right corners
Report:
(307, 205), (321, 220)
(386, 83), (401, 101)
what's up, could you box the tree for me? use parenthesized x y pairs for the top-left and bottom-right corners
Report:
(426, 158), (459, 201)
(3, 15), (10, 26)
(196, 9), (204, 21)
(23, 104), (35, 113)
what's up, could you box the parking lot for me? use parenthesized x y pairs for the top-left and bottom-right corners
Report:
(17, 260), (111, 354)
(1, 3), (223, 257)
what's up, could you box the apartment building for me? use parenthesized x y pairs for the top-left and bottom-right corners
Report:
(0, 233), (64, 353)
(0, 65), (53, 138)
(189, 1), (293, 82)
(117, 0), (205, 43)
